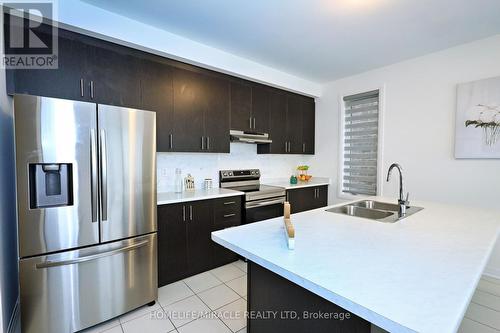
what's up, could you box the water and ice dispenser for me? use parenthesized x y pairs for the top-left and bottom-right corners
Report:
(29, 163), (73, 209)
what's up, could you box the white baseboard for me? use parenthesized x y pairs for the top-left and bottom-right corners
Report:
(483, 267), (500, 280)
(7, 298), (19, 333)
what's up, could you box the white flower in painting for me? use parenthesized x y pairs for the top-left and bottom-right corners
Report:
(465, 104), (500, 147)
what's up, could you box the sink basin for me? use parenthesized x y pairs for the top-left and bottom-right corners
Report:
(326, 200), (423, 223)
(327, 205), (393, 220)
(352, 200), (400, 212)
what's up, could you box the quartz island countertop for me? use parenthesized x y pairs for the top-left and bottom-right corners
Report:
(212, 196), (500, 333)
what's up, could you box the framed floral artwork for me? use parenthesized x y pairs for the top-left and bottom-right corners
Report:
(455, 76), (500, 158)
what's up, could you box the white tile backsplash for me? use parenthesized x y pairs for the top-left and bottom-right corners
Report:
(157, 143), (315, 192)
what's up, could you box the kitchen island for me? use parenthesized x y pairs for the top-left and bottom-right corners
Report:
(212, 197), (500, 333)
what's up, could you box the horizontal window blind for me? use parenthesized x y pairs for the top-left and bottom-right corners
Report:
(342, 90), (379, 196)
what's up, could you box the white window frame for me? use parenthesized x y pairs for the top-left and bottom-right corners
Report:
(337, 85), (385, 201)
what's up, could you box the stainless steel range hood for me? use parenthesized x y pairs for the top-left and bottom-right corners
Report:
(230, 130), (272, 144)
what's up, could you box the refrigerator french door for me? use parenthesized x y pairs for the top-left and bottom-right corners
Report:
(14, 95), (157, 333)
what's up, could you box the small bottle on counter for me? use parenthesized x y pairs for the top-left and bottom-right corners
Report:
(204, 178), (213, 190)
(290, 175), (298, 184)
(174, 168), (183, 193)
(184, 174), (195, 191)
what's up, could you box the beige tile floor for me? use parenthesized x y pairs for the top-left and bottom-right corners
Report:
(458, 275), (500, 333)
(47, 260), (500, 333)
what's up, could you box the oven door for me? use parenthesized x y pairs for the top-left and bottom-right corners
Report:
(245, 197), (285, 223)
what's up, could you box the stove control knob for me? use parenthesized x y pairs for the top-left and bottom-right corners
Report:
(229, 172), (233, 176)
(222, 172), (228, 177)
(251, 170), (255, 175)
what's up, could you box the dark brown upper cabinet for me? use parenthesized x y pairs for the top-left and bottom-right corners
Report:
(230, 80), (253, 131)
(302, 98), (315, 154)
(251, 85), (270, 133)
(139, 58), (174, 151)
(85, 43), (143, 109)
(5, 15), (312, 155)
(258, 91), (315, 155)
(286, 94), (304, 154)
(258, 89), (287, 154)
(172, 67), (230, 153)
(203, 75), (231, 153)
(230, 80), (270, 133)
(172, 67), (208, 152)
(6, 28), (89, 101)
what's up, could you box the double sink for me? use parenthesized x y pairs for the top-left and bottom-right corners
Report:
(326, 200), (423, 223)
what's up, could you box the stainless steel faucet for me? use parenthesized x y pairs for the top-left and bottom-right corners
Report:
(386, 163), (409, 216)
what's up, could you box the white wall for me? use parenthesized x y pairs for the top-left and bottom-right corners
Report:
(315, 34), (500, 277)
(157, 143), (316, 192)
(56, 0), (321, 97)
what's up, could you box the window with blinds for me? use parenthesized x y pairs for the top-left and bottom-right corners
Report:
(342, 90), (379, 196)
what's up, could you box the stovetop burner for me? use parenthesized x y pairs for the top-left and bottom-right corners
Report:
(219, 169), (286, 202)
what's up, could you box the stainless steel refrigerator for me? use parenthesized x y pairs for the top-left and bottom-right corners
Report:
(13, 95), (158, 333)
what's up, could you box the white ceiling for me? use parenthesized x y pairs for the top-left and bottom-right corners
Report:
(81, 0), (500, 83)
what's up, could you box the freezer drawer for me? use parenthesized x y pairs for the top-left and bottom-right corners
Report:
(19, 233), (157, 333)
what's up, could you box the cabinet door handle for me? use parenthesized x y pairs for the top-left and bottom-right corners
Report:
(206, 136), (210, 150)
(223, 213), (236, 218)
(169, 134), (173, 149)
(182, 205), (186, 222)
(223, 201), (235, 205)
(201, 136), (205, 150)
(80, 79), (84, 97)
(90, 80), (94, 99)
(284, 142), (287, 153)
(252, 117), (256, 129)
(303, 143), (306, 153)
(189, 205), (193, 221)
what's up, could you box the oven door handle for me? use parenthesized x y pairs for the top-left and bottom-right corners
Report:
(246, 198), (285, 209)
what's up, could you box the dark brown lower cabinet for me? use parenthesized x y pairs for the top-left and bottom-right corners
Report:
(158, 196), (242, 287)
(157, 203), (188, 286)
(212, 196), (242, 267)
(286, 185), (328, 214)
(186, 200), (213, 274)
(247, 261), (370, 333)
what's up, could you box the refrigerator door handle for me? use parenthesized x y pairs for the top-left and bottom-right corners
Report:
(90, 129), (98, 222)
(100, 129), (108, 221)
(35, 240), (149, 269)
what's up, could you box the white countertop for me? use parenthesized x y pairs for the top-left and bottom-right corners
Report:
(157, 188), (243, 205)
(262, 177), (331, 190)
(212, 196), (500, 333)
